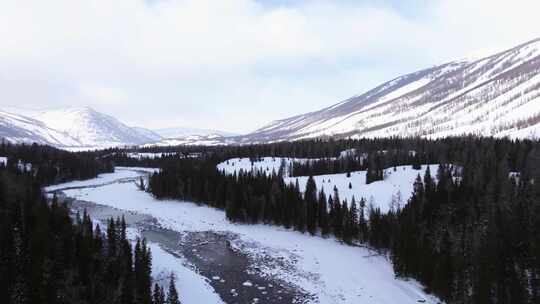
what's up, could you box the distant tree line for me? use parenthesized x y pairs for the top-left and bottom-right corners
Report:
(0, 140), (114, 185)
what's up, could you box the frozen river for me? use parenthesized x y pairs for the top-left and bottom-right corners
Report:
(46, 167), (439, 304)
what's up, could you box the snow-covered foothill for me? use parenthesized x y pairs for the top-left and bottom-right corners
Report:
(286, 164), (440, 213)
(126, 152), (178, 160)
(125, 152), (202, 160)
(217, 157), (306, 177)
(217, 156), (345, 177)
(217, 156), (441, 213)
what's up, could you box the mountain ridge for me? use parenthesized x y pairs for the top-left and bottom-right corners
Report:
(0, 106), (239, 148)
(236, 37), (540, 142)
(2, 38), (540, 148)
(154, 127), (238, 139)
(0, 107), (160, 148)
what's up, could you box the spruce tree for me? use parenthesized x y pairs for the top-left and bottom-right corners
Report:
(305, 176), (318, 235)
(153, 283), (164, 304)
(318, 189), (329, 236)
(349, 197), (359, 240)
(166, 274), (180, 304)
(10, 228), (28, 304)
(358, 197), (367, 243)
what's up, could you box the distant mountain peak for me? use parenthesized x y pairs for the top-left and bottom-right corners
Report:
(0, 107), (160, 149)
(153, 127), (239, 139)
(0, 107), (240, 148)
(3, 38), (540, 148)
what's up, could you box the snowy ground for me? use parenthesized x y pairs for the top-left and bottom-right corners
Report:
(117, 225), (225, 304)
(217, 157), (440, 213)
(217, 157), (329, 177)
(55, 168), (441, 304)
(45, 167), (159, 192)
(126, 152), (178, 159)
(149, 242), (224, 304)
(285, 165), (440, 213)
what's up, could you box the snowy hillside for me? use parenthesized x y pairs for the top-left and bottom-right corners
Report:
(146, 134), (231, 147)
(33, 107), (160, 147)
(0, 109), (82, 146)
(131, 127), (163, 142)
(0, 107), (162, 148)
(154, 127), (238, 139)
(147, 127), (240, 146)
(217, 157), (322, 176)
(217, 157), (441, 213)
(285, 165), (440, 213)
(0, 106), (242, 148)
(237, 38), (540, 142)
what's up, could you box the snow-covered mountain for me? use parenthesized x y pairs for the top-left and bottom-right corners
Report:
(239, 38), (540, 142)
(0, 106), (241, 148)
(0, 109), (81, 146)
(145, 134), (236, 147)
(154, 127), (238, 139)
(3, 38), (540, 148)
(131, 127), (163, 143)
(144, 127), (239, 146)
(0, 107), (161, 148)
(33, 107), (161, 147)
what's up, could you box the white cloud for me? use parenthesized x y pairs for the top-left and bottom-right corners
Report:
(79, 84), (129, 106)
(0, 0), (539, 132)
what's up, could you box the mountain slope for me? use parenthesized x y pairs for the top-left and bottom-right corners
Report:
(0, 107), (162, 148)
(0, 110), (82, 146)
(241, 38), (540, 142)
(32, 107), (161, 147)
(131, 127), (163, 142)
(0, 106), (240, 148)
(154, 127), (238, 139)
(145, 134), (234, 147)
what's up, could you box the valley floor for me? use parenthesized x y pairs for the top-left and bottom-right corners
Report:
(47, 168), (441, 304)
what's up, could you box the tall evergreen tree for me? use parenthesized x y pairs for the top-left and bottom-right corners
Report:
(318, 189), (329, 236)
(166, 274), (180, 304)
(305, 176), (318, 235)
(152, 283), (165, 304)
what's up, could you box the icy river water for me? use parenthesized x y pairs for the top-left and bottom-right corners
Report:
(46, 167), (439, 304)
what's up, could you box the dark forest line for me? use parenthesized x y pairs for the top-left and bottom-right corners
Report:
(0, 142), (181, 304)
(141, 137), (540, 304)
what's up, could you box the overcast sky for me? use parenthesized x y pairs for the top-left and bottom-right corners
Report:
(1, 0), (539, 134)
